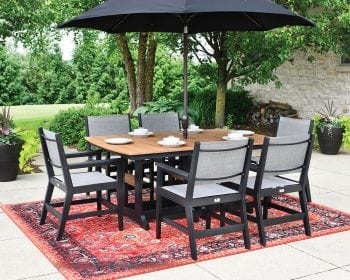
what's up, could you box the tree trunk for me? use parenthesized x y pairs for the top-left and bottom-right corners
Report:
(215, 64), (227, 127)
(116, 33), (137, 112)
(136, 32), (147, 107)
(145, 33), (157, 102)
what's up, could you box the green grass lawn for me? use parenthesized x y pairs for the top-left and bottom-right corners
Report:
(11, 104), (83, 131)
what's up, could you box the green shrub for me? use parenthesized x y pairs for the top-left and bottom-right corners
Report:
(133, 97), (182, 115)
(49, 105), (113, 148)
(225, 90), (254, 126)
(18, 129), (40, 173)
(188, 89), (254, 128)
(188, 90), (216, 128)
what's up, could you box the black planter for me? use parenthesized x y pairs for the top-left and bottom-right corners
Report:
(0, 143), (23, 181)
(317, 126), (344, 155)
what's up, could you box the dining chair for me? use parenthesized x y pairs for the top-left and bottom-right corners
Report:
(86, 114), (130, 174)
(138, 112), (185, 181)
(86, 114), (154, 201)
(228, 134), (313, 246)
(138, 112), (181, 132)
(38, 127), (125, 241)
(251, 116), (313, 202)
(156, 139), (253, 260)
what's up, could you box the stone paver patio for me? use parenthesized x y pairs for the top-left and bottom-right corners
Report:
(0, 150), (349, 280)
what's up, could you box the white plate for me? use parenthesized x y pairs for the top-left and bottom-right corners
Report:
(105, 138), (132, 145)
(128, 131), (154, 138)
(188, 128), (204, 134)
(222, 136), (248, 141)
(230, 129), (254, 136)
(158, 140), (186, 148)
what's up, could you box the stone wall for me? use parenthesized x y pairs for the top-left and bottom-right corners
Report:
(247, 51), (350, 119)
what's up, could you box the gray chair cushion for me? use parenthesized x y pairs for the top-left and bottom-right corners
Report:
(243, 175), (297, 190)
(55, 171), (116, 187)
(139, 112), (180, 132)
(162, 183), (238, 199)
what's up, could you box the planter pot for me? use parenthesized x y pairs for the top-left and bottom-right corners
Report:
(317, 126), (344, 155)
(0, 142), (23, 181)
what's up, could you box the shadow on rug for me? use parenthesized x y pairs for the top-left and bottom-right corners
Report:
(2, 195), (350, 280)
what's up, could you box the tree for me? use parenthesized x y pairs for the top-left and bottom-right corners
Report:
(192, 0), (350, 127)
(0, 44), (28, 105)
(1, 0), (157, 111)
(116, 32), (157, 112)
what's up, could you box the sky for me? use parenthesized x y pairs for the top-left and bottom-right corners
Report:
(6, 32), (75, 61)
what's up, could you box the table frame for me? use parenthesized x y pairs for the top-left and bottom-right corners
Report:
(86, 129), (264, 229)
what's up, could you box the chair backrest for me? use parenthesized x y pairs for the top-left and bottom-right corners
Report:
(256, 134), (313, 186)
(186, 139), (253, 199)
(276, 117), (313, 137)
(38, 127), (73, 189)
(86, 114), (131, 137)
(138, 112), (180, 133)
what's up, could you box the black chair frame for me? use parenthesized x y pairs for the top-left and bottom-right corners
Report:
(39, 127), (125, 241)
(247, 135), (313, 246)
(156, 139), (253, 260)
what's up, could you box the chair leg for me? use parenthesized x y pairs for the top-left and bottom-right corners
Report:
(305, 176), (312, 202)
(148, 162), (155, 202)
(40, 182), (55, 225)
(299, 191), (312, 236)
(254, 197), (266, 246)
(263, 196), (271, 220)
(185, 206), (197, 260)
(205, 206), (211, 229)
(240, 200), (251, 249)
(156, 195), (163, 239)
(56, 194), (73, 241)
(219, 204), (225, 227)
(97, 190), (102, 216)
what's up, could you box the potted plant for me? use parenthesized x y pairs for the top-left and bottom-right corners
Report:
(314, 101), (350, 155)
(0, 106), (24, 181)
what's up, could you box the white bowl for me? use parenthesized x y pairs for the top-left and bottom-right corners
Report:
(189, 124), (199, 130)
(227, 132), (244, 139)
(133, 127), (149, 135)
(163, 136), (180, 145)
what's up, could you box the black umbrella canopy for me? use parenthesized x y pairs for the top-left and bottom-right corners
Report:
(59, 0), (314, 138)
(59, 0), (314, 33)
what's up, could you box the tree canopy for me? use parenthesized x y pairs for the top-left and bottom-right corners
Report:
(0, 0), (349, 127)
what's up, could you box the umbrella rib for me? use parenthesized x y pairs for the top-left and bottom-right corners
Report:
(110, 14), (130, 33)
(243, 12), (265, 30)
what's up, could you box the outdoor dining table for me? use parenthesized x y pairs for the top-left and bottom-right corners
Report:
(86, 128), (265, 230)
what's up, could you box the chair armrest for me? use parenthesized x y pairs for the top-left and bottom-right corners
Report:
(156, 162), (189, 180)
(65, 150), (101, 159)
(68, 158), (121, 170)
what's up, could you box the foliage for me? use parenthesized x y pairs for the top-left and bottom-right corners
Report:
(339, 117), (350, 149)
(313, 101), (350, 149)
(0, 106), (23, 145)
(0, 45), (28, 105)
(133, 97), (182, 115)
(315, 101), (343, 129)
(48, 95), (129, 150)
(49, 105), (112, 146)
(18, 129), (40, 173)
(188, 90), (216, 127)
(226, 90), (254, 125)
(188, 89), (254, 128)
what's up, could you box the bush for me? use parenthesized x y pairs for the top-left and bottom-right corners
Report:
(188, 89), (254, 128)
(49, 105), (113, 148)
(188, 90), (216, 128)
(225, 90), (254, 126)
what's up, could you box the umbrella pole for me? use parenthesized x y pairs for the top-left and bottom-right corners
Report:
(182, 25), (189, 139)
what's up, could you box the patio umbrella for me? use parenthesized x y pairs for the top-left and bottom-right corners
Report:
(59, 0), (314, 138)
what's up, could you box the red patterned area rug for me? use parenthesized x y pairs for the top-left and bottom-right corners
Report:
(2, 195), (350, 280)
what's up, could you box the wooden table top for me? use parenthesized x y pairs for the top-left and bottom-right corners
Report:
(86, 128), (265, 159)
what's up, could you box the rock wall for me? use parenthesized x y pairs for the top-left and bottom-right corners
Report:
(247, 51), (350, 119)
